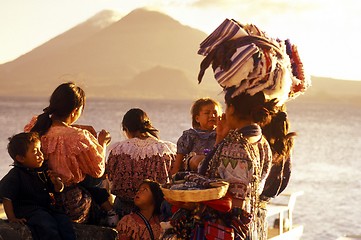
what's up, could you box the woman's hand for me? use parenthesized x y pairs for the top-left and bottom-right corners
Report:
(47, 170), (64, 192)
(215, 114), (230, 144)
(98, 129), (111, 146)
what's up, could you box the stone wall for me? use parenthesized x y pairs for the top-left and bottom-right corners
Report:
(0, 219), (118, 240)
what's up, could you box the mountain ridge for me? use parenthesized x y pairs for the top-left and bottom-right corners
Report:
(0, 8), (211, 98)
(0, 8), (359, 102)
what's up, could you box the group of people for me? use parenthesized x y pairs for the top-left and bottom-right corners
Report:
(0, 18), (309, 240)
(0, 82), (222, 240)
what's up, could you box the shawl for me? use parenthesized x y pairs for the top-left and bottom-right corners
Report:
(109, 137), (176, 160)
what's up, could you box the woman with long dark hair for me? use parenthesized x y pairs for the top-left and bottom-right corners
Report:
(196, 18), (310, 240)
(106, 108), (176, 219)
(25, 82), (116, 226)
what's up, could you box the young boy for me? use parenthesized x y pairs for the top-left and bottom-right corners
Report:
(0, 132), (76, 240)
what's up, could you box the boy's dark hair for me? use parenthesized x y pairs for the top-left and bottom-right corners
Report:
(7, 132), (40, 161)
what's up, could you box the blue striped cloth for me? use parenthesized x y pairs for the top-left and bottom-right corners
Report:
(197, 19), (310, 105)
(198, 19), (248, 56)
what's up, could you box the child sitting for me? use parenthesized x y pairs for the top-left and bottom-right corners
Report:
(116, 179), (164, 240)
(106, 108), (175, 219)
(0, 132), (76, 240)
(171, 98), (222, 175)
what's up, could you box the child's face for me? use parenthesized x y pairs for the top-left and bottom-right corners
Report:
(196, 103), (220, 131)
(16, 140), (44, 169)
(134, 184), (153, 209)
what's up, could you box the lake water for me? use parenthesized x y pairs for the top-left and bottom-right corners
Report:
(0, 96), (360, 239)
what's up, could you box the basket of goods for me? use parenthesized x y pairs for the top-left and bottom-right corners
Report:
(161, 172), (229, 202)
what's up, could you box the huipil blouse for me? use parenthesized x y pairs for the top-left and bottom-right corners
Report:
(40, 125), (105, 186)
(176, 128), (216, 155)
(106, 136), (176, 201)
(116, 212), (162, 240)
(202, 124), (272, 240)
(204, 124), (272, 203)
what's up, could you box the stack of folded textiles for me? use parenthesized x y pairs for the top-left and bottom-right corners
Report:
(198, 18), (310, 105)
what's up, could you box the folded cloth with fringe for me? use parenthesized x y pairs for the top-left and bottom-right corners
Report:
(198, 18), (310, 105)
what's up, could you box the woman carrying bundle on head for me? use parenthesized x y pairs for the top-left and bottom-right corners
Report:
(196, 19), (310, 240)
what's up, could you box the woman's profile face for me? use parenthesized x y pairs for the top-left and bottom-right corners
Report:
(70, 105), (84, 125)
(225, 104), (234, 125)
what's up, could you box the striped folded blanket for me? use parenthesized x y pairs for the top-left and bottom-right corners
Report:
(198, 19), (310, 105)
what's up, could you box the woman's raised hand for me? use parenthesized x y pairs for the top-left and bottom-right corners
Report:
(215, 113), (230, 144)
(98, 129), (111, 146)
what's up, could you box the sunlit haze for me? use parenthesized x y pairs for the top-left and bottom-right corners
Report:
(1, 0), (360, 80)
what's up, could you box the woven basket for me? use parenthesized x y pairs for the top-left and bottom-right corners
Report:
(161, 181), (229, 203)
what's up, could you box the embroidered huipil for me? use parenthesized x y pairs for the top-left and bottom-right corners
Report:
(116, 213), (162, 240)
(40, 126), (105, 186)
(177, 128), (216, 155)
(206, 125), (271, 201)
(106, 137), (176, 201)
(205, 124), (272, 240)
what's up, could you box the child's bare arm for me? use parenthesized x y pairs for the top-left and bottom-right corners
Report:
(189, 154), (205, 171)
(2, 198), (26, 224)
(170, 153), (184, 175)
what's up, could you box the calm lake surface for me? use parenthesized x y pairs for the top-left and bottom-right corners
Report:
(0, 96), (360, 239)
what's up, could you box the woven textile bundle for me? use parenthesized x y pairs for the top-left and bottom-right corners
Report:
(198, 19), (311, 104)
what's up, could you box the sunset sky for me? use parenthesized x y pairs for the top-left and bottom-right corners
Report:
(1, 0), (360, 80)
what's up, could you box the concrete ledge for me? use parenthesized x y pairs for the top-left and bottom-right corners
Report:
(0, 219), (118, 240)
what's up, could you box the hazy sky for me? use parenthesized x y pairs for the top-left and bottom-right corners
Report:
(1, 0), (360, 80)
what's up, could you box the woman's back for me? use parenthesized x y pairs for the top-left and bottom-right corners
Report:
(41, 125), (105, 186)
(107, 136), (175, 200)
